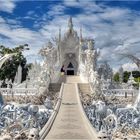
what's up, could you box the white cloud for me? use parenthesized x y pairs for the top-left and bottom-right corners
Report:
(0, 18), (46, 63)
(122, 63), (138, 71)
(0, 1), (140, 67)
(29, 2), (140, 65)
(0, 0), (16, 13)
(100, 8), (130, 21)
(63, 0), (104, 13)
(0, 16), (5, 23)
(63, 0), (80, 7)
(113, 62), (139, 73)
(27, 10), (34, 16)
(47, 5), (65, 17)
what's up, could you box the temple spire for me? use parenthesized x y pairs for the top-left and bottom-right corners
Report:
(80, 27), (83, 41)
(58, 27), (61, 62)
(59, 27), (61, 42)
(68, 16), (73, 31)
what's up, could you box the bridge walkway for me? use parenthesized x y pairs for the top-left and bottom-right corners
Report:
(45, 76), (98, 140)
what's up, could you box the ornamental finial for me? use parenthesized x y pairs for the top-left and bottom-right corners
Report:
(68, 16), (73, 30)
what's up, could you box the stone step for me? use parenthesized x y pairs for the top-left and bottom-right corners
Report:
(49, 83), (61, 92)
(78, 83), (91, 95)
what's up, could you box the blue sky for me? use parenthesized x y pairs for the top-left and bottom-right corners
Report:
(0, 0), (140, 71)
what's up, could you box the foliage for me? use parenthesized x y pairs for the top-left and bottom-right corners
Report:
(123, 71), (131, 83)
(134, 77), (140, 83)
(113, 70), (140, 83)
(132, 71), (140, 78)
(113, 72), (120, 82)
(0, 45), (30, 82)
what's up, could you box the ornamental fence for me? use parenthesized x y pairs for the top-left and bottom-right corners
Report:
(0, 88), (38, 96)
(102, 89), (138, 97)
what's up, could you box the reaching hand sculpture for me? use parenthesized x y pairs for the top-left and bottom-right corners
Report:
(120, 53), (140, 70)
(0, 53), (17, 69)
(0, 53), (17, 106)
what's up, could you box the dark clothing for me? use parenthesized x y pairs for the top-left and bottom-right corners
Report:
(61, 66), (65, 73)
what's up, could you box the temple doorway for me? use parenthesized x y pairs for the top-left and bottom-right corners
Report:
(67, 70), (74, 75)
(66, 62), (74, 75)
(62, 55), (78, 75)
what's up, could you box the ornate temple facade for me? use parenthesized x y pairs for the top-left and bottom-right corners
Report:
(58, 17), (79, 75)
(39, 17), (99, 82)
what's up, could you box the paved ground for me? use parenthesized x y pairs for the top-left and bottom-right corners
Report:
(45, 76), (97, 140)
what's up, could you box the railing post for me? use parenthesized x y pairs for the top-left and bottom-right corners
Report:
(12, 88), (14, 99)
(125, 92), (127, 98)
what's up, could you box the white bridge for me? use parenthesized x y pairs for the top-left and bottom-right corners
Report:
(40, 76), (98, 140)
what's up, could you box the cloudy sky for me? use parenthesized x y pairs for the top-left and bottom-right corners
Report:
(0, 0), (140, 71)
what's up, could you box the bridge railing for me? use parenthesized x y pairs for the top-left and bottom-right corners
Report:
(39, 83), (64, 139)
(75, 83), (99, 138)
(0, 88), (38, 96)
(102, 89), (138, 97)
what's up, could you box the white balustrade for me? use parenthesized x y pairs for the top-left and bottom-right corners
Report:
(0, 88), (38, 96)
(102, 89), (138, 97)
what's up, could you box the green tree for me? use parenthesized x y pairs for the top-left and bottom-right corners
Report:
(113, 72), (120, 82)
(0, 45), (30, 82)
(123, 71), (131, 83)
(132, 71), (140, 78)
(135, 77), (140, 83)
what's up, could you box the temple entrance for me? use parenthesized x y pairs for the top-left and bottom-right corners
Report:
(62, 54), (78, 75)
(66, 62), (74, 75)
(67, 70), (74, 75)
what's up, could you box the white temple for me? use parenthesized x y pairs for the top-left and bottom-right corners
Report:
(0, 17), (140, 140)
(40, 17), (99, 83)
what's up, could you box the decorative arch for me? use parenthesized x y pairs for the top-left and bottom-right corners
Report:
(62, 58), (78, 75)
